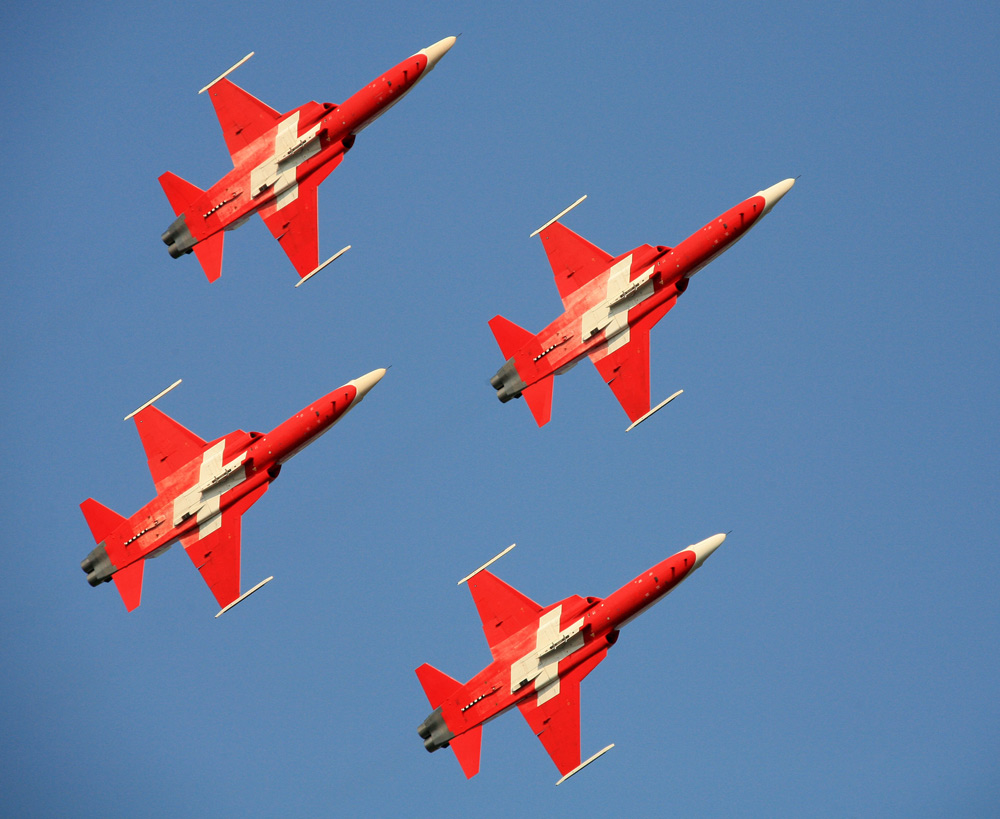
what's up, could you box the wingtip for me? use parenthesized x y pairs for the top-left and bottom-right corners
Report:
(198, 51), (254, 94)
(214, 576), (274, 618)
(124, 380), (183, 421)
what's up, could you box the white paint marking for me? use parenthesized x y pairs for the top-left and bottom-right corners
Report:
(509, 605), (585, 705)
(581, 255), (632, 344)
(172, 441), (248, 536)
(250, 113), (323, 210)
(583, 257), (659, 360)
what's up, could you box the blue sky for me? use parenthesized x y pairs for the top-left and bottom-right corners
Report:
(2, 1), (997, 815)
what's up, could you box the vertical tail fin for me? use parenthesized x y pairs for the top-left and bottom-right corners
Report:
(80, 498), (127, 543)
(449, 725), (483, 779)
(191, 231), (224, 283)
(488, 315), (554, 426)
(415, 663), (462, 709)
(488, 315), (535, 360)
(112, 560), (145, 612)
(158, 171), (204, 217)
(415, 663), (483, 778)
(521, 376), (554, 427)
(158, 172), (224, 282)
(79, 498), (144, 611)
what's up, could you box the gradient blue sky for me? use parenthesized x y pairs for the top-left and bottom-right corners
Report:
(2, 1), (998, 816)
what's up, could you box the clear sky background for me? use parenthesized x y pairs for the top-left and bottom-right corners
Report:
(2, 1), (997, 816)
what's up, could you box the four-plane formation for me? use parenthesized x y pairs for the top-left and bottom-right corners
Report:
(76, 35), (797, 787)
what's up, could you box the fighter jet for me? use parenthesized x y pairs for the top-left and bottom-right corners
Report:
(159, 37), (456, 284)
(416, 533), (726, 783)
(489, 179), (795, 428)
(79, 369), (385, 615)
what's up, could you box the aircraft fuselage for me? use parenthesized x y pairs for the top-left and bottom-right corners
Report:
(81, 372), (383, 589)
(165, 46), (445, 255)
(496, 186), (779, 399)
(417, 535), (725, 755)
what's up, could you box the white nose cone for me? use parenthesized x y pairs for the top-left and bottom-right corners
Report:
(418, 36), (457, 71)
(690, 532), (726, 568)
(349, 368), (387, 402)
(755, 178), (795, 215)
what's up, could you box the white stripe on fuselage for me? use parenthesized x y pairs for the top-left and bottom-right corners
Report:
(510, 605), (585, 706)
(172, 441), (248, 537)
(249, 112), (323, 210)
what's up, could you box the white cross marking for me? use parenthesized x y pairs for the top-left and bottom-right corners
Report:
(172, 441), (248, 537)
(583, 255), (658, 360)
(249, 112), (323, 211)
(510, 605), (585, 706)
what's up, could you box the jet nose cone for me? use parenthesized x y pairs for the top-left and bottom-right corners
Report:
(755, 178), (795, 215)
(349, 368), (387, 401)
(419, 36), (457, 70)
(691, 532), (726, 568)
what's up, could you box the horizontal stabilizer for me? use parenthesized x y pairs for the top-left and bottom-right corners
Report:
(158, 171), (205, 217)
(488, 315), (535, 360)
(522, 375), (554, 427)
(415, 663), (463, 710)
(192, 230), (225, 283)
(80, 498), (127, 544)
(450, 724), (483, 779)
(112, 559), (145, 612)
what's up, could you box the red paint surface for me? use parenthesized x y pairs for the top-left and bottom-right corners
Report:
(80, 376), (375, 611)
(490, 186), (785, 425)
(416, 545), (715, 779)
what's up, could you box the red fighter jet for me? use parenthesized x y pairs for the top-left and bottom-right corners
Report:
(489, 179), (796, 428)
(159, 36), (456, 285)
(416, 533), (726, 784)
(79, 368), (385, 615)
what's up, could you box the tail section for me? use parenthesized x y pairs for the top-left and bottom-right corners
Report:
(79, 498), (144, 611)
(449, 725), (483, 779)
(158, 171), (204, 217)
(488, 315), (535, 360)
(80, 498), (126, 543)
(415, 663), (462, 709)
(111, 560), (145, 612)
(522, 376), (554, 427)
(192, 232), (225, 283)
(159, 172), (224, 281)
(488, 315), (554, 425)
(415, 663), (483, 778)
